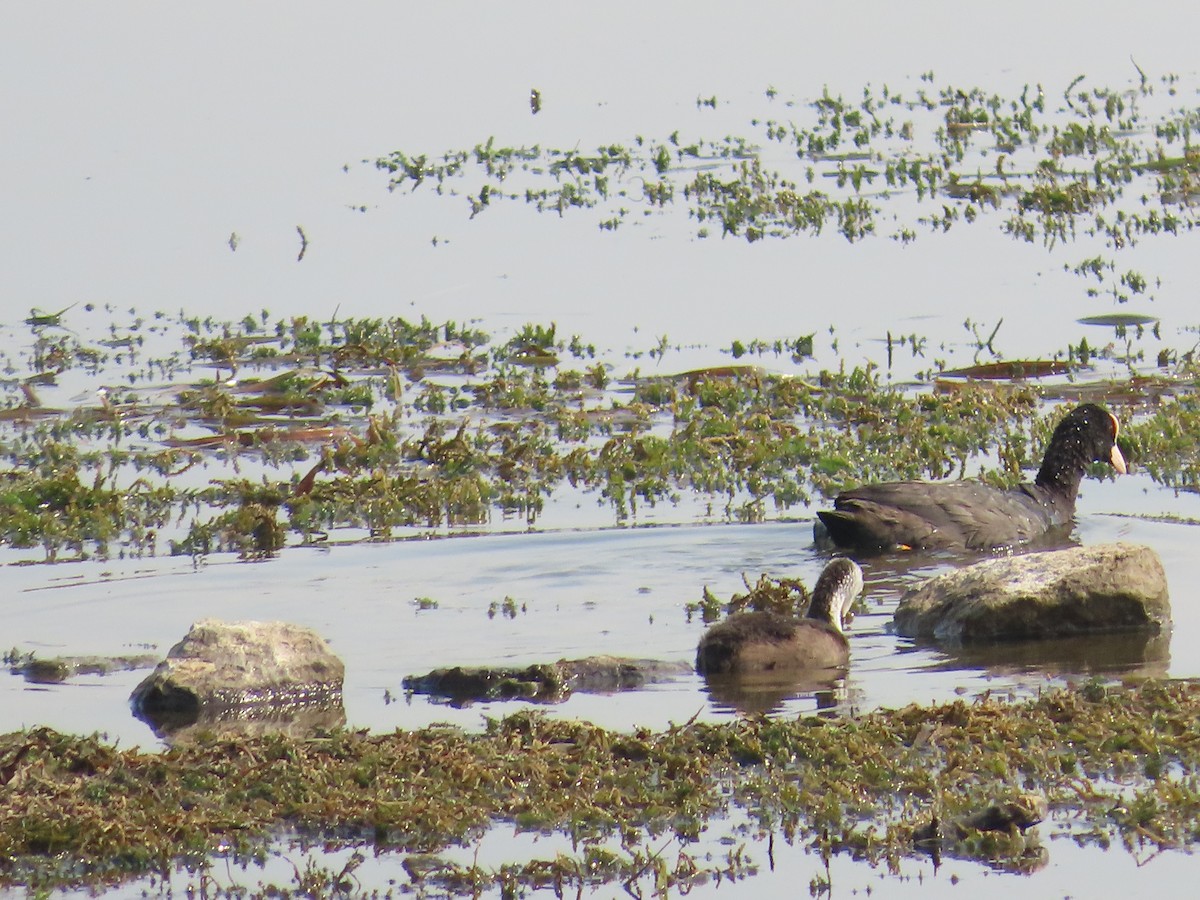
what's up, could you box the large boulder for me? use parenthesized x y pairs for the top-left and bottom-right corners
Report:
(894, 543), (1170, 642)
(131, 619), (345, 736)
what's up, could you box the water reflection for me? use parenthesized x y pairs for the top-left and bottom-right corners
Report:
(909, 630), (1171, 680)
(700, 669), (847, 716)
(135, 702), (347, 744)
(918, 833), (1050, 877)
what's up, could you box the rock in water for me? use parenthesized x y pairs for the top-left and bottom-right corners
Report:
(403, 656), (691, 706)
(131, 619), (345, 731)
(894, 543), (1169, 642)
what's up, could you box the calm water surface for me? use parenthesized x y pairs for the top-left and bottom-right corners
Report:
(6, 473), (1199, 743)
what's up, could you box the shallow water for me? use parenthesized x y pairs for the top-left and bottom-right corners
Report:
(6, 469), (1198, 745)
(28, 796), (1198, 900)
(6, 3), (1199, 374)
(5, 464), (1197, 897)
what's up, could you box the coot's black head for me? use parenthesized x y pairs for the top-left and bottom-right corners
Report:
(1035, 403), (1126, 495)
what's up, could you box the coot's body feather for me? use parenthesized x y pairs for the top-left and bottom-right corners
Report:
(695, 558), (863, 675)
(816, 404), (1126, 554)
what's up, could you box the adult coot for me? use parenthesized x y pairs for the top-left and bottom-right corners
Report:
(696, 558), (863, 674)
(815, 403), (1126, 554)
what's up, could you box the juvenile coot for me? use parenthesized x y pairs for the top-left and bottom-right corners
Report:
(695, 558), (863, 674)
(815, 403), (1126, 554)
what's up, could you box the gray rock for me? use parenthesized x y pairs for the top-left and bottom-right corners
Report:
(403, 662), (570, 705)
(14, 653), (160, 684)
(130, 619), (345, 723)
(403, 656), (691, 706)
(894, 543), (1170, 642)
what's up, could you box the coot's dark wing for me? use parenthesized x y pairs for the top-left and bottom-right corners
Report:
(818, 481), (1064, 551)
(817, 485), (947, 551)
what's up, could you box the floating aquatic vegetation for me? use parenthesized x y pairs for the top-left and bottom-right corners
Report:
(1079, 313), (1160, 328)
(0, 306), (1197, 563)
(686, 573), (812, 624)
(370, 72), (1200, 305)
(4, 682), (1200, 892)
(937, 360), (1073, 380)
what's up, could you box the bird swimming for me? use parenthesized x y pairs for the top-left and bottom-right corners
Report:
(814, 403), (1126, 554)
(695, 558), (863, 675)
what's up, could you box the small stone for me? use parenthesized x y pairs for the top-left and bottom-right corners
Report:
(20, 659), (71, 684)
(957, 793), (1048, 835)
(18, 653), (159, 683)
